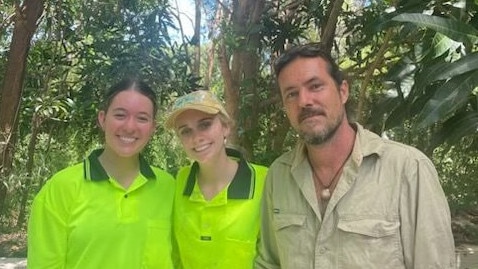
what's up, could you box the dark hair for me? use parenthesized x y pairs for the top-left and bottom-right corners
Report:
(274, 43), (344, 86)
(102, 78), (158, 118)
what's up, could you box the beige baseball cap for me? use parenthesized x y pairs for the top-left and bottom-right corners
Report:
(165, 90), (230, 129)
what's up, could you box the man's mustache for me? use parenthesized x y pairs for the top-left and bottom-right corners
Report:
(298, 107), (325, 123)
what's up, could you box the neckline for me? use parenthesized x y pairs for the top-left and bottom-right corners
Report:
(307, 154), (349, 201)
(311, 165), (343, 201)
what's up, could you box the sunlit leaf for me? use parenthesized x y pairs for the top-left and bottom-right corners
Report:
(415, 52), (478, 90)
(431, 32), (460, 58)
(416, 70), (478, 128)
(430, 111), (478, 148)
(392, 13), (478, 44)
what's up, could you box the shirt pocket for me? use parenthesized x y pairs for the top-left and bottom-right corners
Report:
(222, 238), (256, 269)
(337, 218), (404, 268)
(143, 220), (173, 269)
(273, 214), (310, 269)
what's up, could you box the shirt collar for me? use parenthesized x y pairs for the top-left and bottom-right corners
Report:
(182, 148), (255, 199)
(290, 122), (384, 171)
(83, 149), (156, 181)
(353, 122), (383, 159)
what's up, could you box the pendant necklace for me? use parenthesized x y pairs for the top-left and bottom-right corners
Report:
(309, 157), (348, 201)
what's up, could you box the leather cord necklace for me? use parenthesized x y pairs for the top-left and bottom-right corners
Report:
(309, 157), (349, 201)
(311, 166), (342, 200)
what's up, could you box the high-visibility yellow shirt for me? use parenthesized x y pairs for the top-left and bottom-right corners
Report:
(173, 148), (268, 269)
(27, 149), (175, 269)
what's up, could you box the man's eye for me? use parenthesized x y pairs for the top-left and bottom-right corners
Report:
(310, 83), (322, 90)
(285, 91), (298, 99)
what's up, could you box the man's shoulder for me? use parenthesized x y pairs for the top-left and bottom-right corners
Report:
(380, 139), (431, 163)
(357, 124), (429, 161)
(269, 147), (298, 169)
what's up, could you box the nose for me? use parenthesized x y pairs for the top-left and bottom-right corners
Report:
(191, 130), (205, 144)
(298, 89), (312, 107)
(124, 117), (136, 131)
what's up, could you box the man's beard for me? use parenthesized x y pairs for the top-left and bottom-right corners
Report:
(297, 107), (344, 145)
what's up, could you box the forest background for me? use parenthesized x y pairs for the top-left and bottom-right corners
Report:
(0, 0), (477, 258)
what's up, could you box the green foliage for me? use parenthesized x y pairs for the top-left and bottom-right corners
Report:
(433, 138), (478, 213)
(343, 0), (478, 152)
(144, 128), (189, 176)
(416, 70), (478, 128)
(393, 13), (478, 45)
(261, 0), (328, 53)
(0, 132), (82, 228)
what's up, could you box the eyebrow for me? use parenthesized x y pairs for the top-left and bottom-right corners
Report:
(305, 76), (322, 85)
(111, 107), (127, 112)
(282, 76), (322, 93)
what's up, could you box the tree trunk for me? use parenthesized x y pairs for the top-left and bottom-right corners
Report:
(0, 0), (45, 216)
(16, 112), (41, 228)
(217, 0), (239, 144)
(356, 28), (393, 122)
(217, 0), (265, 154)
(192, 0), (202, 76)
(204, 41), (216, 90)
(217, 41), (240, 144)
(204, 7), (222, 90)
(321, 0), (343, 52)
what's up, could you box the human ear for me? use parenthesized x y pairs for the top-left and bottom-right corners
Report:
(339, 80), (349, 104)
(222, 123), (231, 138)
(97, 111), (106, 130)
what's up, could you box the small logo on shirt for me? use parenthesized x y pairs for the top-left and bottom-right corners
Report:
(200, 236), (212, 241)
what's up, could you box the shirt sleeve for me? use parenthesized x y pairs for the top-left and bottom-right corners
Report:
(254, 171), (281, 269)
(27, 178), (71, 269)
(399, 155), (456, 268)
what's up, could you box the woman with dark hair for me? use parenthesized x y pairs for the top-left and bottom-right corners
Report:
(27, 78), (175, 269)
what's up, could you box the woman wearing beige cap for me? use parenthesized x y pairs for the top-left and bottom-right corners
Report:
(165, 90), (268, 269)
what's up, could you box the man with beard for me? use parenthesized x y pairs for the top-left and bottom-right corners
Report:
(254, 43), (456, 269)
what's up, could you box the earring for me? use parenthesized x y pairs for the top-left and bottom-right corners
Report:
(224, 137), (227, 145)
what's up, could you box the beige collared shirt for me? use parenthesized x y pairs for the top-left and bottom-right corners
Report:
(255, 123), (456, 269)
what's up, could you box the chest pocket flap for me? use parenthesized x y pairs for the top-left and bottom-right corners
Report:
(274, 214), (306, 230)
(338, 218), (399, 237)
